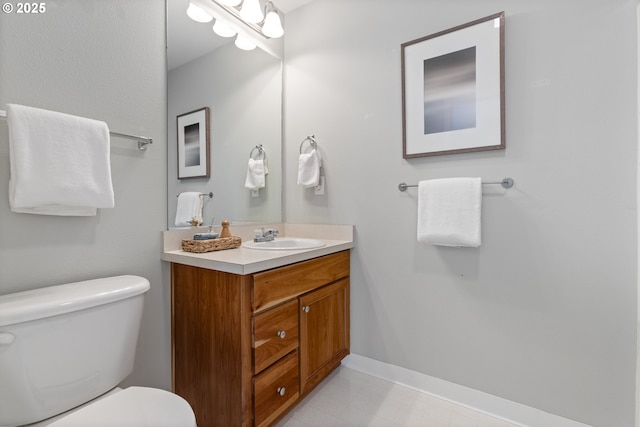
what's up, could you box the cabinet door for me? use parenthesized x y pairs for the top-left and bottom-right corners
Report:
(299, 278), (350, 394)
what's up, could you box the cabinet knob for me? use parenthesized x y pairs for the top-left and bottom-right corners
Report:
(277, 387), (286, 396)
(302, 306), (310, 313)
(276, 330), (286, 339)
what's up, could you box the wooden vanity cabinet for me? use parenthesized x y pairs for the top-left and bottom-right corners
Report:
(171, 250), (350, 427)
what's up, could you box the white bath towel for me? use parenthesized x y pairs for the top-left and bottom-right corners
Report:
(297, 149), (322, 188)
(7, 104), (114, 216)
(417, 177), (482, 247)
(244, 158), (267, 190)
(175, 192), (203, 227)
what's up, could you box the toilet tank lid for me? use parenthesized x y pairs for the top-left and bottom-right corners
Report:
(0, 275), (150, 327)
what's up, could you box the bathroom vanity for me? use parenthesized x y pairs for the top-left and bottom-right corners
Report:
(162, 224), (353, 427)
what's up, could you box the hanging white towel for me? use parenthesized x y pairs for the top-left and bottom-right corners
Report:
(175, 192), (203, 227)
(417, 177), (482, 247)
(297, 149), (322, 188)
(244, 158), (267, 190)
(7, 104), (114, 216)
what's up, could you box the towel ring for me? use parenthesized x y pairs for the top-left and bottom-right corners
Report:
(249, 145), (267, 161)
(299, 135), (318, 154)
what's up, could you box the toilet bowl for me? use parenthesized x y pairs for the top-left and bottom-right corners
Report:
(0, 275), (196, 427)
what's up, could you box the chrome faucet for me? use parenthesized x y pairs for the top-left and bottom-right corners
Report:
(253, 228), (279, 242)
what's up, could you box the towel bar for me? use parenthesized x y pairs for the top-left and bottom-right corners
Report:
(0, 109), (153, 151)
(176, 192), (213, 198)
(398, 177), (514, 192)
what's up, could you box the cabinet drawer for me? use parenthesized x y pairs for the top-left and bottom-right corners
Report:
(253, 300), (299, 374)
(253, 250), (350, 313)
(253, 350), (300, 427)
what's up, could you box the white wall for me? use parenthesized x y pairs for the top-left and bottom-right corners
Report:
(284, 1), (638, 426)
(0, 0), (170, 389)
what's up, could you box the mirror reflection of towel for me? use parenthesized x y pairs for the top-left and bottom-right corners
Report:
(417, 177), (482, 247)
(297, 149), (321, 188)
(245, 159), (266, 190)
(175, 192), (203, 227)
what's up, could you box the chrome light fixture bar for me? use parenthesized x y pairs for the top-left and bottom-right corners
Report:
(215, 0), (283, 39)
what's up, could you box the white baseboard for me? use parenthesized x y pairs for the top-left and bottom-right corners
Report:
(341, 354), (591, 427)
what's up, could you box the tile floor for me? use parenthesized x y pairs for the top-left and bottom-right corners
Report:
(276, 366), (520, 427)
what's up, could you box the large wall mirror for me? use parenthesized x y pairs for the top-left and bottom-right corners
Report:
(167, 0), (283, 229)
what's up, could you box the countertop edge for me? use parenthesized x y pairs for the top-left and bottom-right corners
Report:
(161, 240), (353, 275)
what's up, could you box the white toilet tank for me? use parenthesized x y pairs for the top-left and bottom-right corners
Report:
(0, 275), (151, 427)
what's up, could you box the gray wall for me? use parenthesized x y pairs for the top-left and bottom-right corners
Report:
(0, 0), (170, 389)
(168, 42), (283, 227)
(284, 1), (638, 426)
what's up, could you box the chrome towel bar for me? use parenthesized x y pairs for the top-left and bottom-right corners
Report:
(176, 192), (213, 198)
(0, 109), (153, 151)
(398, 177), (514, 192)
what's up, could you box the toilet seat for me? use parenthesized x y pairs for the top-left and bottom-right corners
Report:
(44, 387), (196, 427)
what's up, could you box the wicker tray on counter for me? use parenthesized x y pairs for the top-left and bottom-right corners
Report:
(181, 236), (242, 253)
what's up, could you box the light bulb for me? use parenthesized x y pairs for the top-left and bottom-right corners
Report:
(213, 19), (236, 37)
(218, 0), (242, 5)
(186, 2), (213, 23)
(235, 34), (256, 50)
(239, 0), (264, 24)
(262, 10), (283, 38)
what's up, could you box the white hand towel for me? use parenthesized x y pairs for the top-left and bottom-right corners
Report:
(417, 177), (482, 247)
(244, 158), (266, 190)
(297, 149), (322, 188)
(7, 104), (114, 216)
(175, 192), (203, 227)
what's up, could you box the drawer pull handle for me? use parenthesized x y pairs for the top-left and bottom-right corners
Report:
(302, 306), (310, 313)
(277, 387), (286, 396)
(276, 330), (286, 339)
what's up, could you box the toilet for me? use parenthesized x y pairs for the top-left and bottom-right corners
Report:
(0, 275), (196, 427)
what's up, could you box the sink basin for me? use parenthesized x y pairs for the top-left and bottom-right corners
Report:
(242, 237), (326, 251)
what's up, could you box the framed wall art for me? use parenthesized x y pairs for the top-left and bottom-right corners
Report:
(401, 12), (505, 158)
(177, 107), (210, 179)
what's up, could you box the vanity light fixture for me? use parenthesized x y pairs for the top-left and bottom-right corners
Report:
(213, 19), (236, 37)
(261, 2), (284, 38)
(187, 0), (285, 50)
(186, 2), (214, 23)
(235, 34), (257, 50)
(239, 0), (264, 24)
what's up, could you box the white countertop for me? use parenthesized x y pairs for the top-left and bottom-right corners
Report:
(161, 223), (354, 275)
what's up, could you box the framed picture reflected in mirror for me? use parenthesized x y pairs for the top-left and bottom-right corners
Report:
(177, 107), (210, 179)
